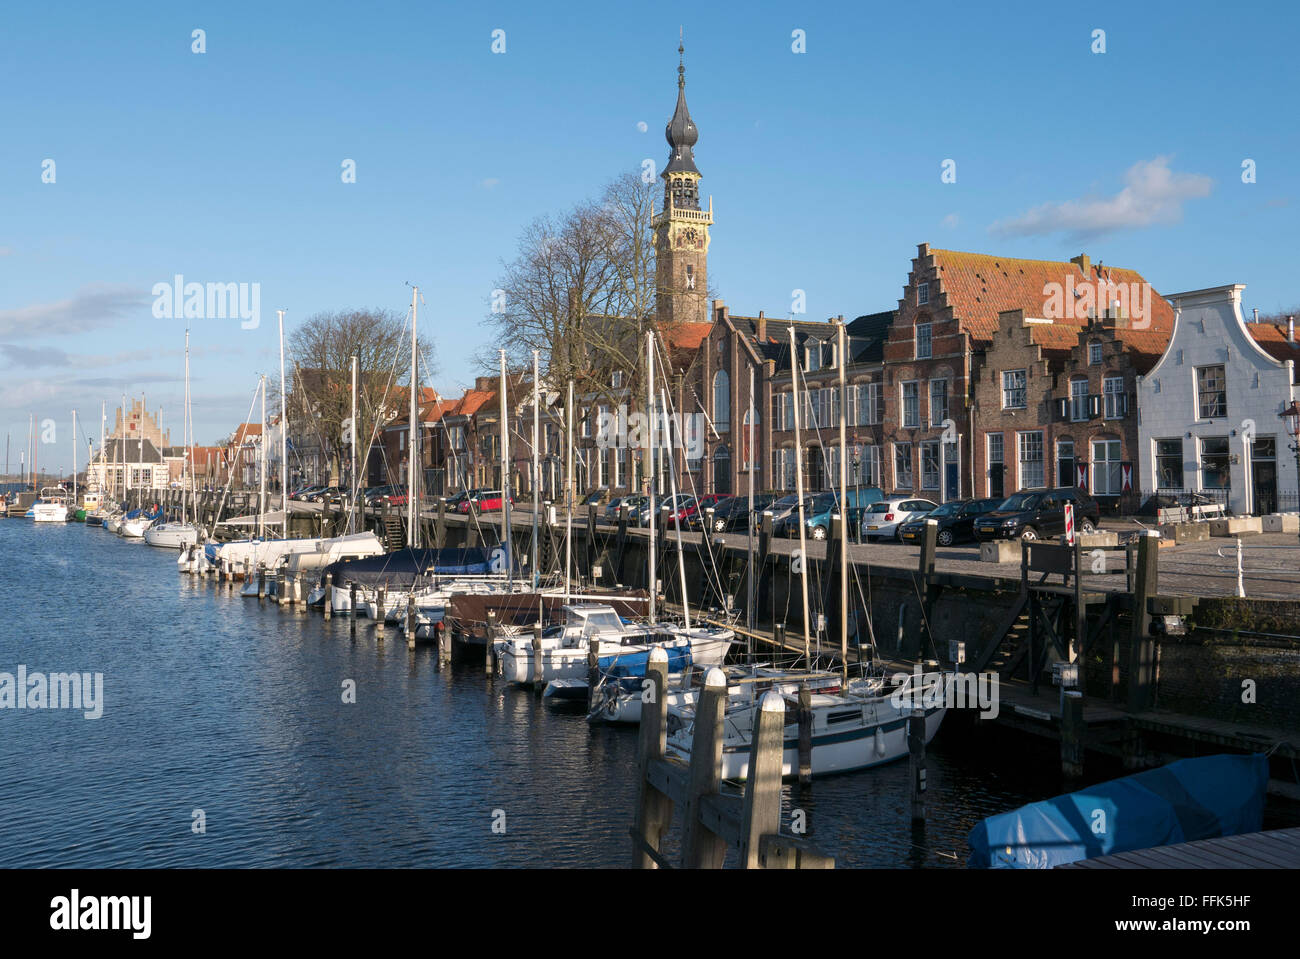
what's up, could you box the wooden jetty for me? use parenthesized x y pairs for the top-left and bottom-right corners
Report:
(1060, 826), (1300, 869)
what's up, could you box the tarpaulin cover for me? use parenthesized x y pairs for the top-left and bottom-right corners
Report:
(318, 547), (496, 589)
(968, 753), (1268, 869)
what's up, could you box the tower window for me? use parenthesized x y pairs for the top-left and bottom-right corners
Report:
(685, 265), (695, 290)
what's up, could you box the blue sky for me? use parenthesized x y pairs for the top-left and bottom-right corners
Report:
(2, 0), (1297, 473)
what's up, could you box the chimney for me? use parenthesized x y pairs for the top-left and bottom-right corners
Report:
(1070, 253), (1091, 276)
(475, 376), (493, 392)
(1289, 315), (1295, 344)
(757, 310), (767, 343)
(1253, 308), (1259, 324)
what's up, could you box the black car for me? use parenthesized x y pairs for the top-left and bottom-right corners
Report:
(708, 493), (779, 533)
(898, 497), (1003, 546)
(972, 488), (1101, 542)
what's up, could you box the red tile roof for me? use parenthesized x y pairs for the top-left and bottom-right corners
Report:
(928, 248), (1175, 346)
(1247, 323), (1300, 372)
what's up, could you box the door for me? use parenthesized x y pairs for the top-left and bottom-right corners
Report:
(1251, 438), (1277, 516)
(944, 442), (960, 502)
(987, 433), (1005, 499)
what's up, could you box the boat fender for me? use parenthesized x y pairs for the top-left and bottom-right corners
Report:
(874, 726), (887, 758)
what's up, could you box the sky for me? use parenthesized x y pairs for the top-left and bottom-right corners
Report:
(2, 0), (1298, 474)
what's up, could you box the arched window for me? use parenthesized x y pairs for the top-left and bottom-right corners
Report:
(741, 405), (759, 469)
(713, 369), (730, 432)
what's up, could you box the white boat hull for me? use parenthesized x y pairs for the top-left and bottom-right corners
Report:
(144, 523), (199, 548)
(32, 504), (69, 522)
(500, 634), (732, 686)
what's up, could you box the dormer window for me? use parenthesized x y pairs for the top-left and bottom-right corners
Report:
(918, 282), (930, 306)
(805, 340), (822, 373)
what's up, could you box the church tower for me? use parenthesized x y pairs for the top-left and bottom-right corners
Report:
(654, 40), (712, 327)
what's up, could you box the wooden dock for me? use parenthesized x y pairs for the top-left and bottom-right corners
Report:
(1060, 826), (1300, 869)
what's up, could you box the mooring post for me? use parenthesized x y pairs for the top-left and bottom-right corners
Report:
(531, 624), (544, 694)
(257, 563), (266, 600)
(681, 667), (728, 869)
(276, 568), (286, 606)
(586, 638), (600, 713)
(632, 648), (672, 868)
(406, 594), (416, 650)
(1061, 688), (1085, 779)
(435, 497), (446, 549)
(797, 682), (813, 787)
(740, 690), (786, 869)
(349, 582), (358, 633)
(909, 706), (927, 824)
(486, 610), (498, 675)
(323, 573), (333, 620)
(1127, 530), (1159, 711)
(375, 587), (386, 639)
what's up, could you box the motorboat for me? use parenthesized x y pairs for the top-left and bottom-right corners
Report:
(31, 488), (70, 523)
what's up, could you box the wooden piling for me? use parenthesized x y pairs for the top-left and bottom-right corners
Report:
(1061, 689), (1085, 778)
(406, 594), (416, 650)
(908, 707), (927, 824)
(257, 563), (266, 600)
(532, 625), (544, 694)
(1127, 531), (1159, 711)
(681, 668), (729, 869)
(740, 690), (787, 869)
(323, 573), (332, 620)
(375, 587), (385, 638)
(632, 648), (673, 867)
(485, 610), (498, 675)
(797, 683), (813, 787)
(349, 582), (358, 633)
(586, 638), (600, 712)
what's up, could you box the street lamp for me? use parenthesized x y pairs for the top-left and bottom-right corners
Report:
(1281, 400), (1300, 540)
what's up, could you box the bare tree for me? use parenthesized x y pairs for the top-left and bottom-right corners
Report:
(281, 308), (435, 486)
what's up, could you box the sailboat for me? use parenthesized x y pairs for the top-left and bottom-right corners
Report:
(663, 320), (950, 778)
(146, 328), (201, 548)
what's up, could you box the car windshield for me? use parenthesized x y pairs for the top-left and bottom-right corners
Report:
(998, 494), (1039, 510)
(928, 502), (963, 517)
(773, 495), (800, 509)
(809, 493), (837, 511)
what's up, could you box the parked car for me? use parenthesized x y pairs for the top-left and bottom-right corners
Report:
(582, 489), (609, 507)
(898, 497), (1003, 546)
(458, 489), (512, 513)
(765, 493), (805, 529)
(777, 487), (886, 540)
(694, 493), (777, 533)
(605, 495), (648, 521)
(291, 485), (325, 501)
(307, 486), (344, 504)
(972, 488), (1100, 542)
(382, 485), (410, 507)
(861, 497), (941, 542)
(637, 493), (695, 524)
(681, 493), (732, 528)
(443, 489), (474, 512)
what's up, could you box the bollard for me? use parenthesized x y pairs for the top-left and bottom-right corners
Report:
(375, 588), (386, 638)
(797, 683), (813, 787)
(909, 707), (927, 824)
(532, 625), (545, 694)
(407, 594), (416, 650)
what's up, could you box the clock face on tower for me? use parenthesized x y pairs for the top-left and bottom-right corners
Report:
(676, 227), (699, 249)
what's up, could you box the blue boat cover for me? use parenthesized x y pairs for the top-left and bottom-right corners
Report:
(318, 547), (497, 589)
(600, 641), (692, 680)
(968, 753), (1268, 868)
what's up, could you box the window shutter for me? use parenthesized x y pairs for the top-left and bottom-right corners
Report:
(1057, 398), (1068, 422)
(1126, 392), (1135, 417)
(1089, 394), (1102, 419)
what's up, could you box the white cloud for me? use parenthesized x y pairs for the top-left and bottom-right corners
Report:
(0, 284), (147, 339)
(941, 213), (960, 229)
(990, 156), (1212, 239)
(480, 178), (500, 190)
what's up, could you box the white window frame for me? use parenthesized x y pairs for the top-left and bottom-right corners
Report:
(1088, 342), (1103, 365)
(1017, 430), (1045, 490)
(1092, 439), (1122, 496)
(894, 442), (914, 490)
(1070, 378), (1089, 422)
(920, 440), (941, 491)
(918, 282), (930, 306)
(929, 379), (948, 429)
(915, 322), (932, 360)
(1103, 376), (1126, 419)
(1002, 370), (1027, 410)
(901, 381), (920, 429)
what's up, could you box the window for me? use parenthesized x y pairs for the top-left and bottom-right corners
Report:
(1200, 437), (1230, 489)
(901, 382), (920, 428)
(1089, 342), (1103, 365)
(685, 264), (695, 290)
(777, 448), (796, 489)
(1197, 365), (1227, 419)
(611, 370), (624, 389)
(713, 369), (730, 432)
(1092, 439), (1122, 496)
(1057, 439), (1075, 488)
(1154, 439), (1182, 490)
(987, 432), (1004, 470)
(920, 441), (941, 490)
(915, 322), (932, 360)
(1070, 378), (1089, 422)
(854, 445), (881, 487)
(929, 379), (948, 428)
(805, 340), (822, 373)
(1018, 431), (1045, 489)
(854, 382), (883, 425)
(918, 282), (930, 306)
(894, 443), (914, 489)
(1002, 370), (1027, 410)
(1103, 376), (1126, 418)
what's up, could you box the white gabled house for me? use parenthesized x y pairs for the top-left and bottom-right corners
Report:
(1135, 284), (1298, 515)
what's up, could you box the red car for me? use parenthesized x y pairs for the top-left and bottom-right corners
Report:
(681, 493), (731, 527)
(457, 489), (512, 513)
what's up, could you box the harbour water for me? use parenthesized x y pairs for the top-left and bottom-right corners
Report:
(3, 520), (1081, 868)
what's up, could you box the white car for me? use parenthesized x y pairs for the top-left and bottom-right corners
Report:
(861, 498), (940, 542)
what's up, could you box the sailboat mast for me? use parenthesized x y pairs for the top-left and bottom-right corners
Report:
(258, 376), (267, 540)
(499, 349), (511, 589)
(182, 329), (190, 526)
(72, 409), (77, 500)
(661, 388), (689, 631)
(277, 309), (288, 541)
(350, 353), (358, 535)
(748, 365), (756, 633)
(789, 326), (812, 663)
(531, 350), (540, 590)
(837, 318), (849, 683)
(564, 380), (573, 603)
(646, 331), (656, 623)
(408, 289), (420, 550)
